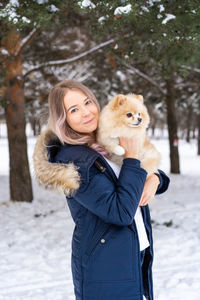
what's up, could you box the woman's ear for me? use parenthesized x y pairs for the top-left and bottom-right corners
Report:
(112, 94), (127, 109)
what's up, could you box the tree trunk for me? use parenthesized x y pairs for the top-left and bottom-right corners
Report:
(4, 30), (33, 202)
(165, 78), (180, 173)
(151, 125), (155, 137)
(30, 118), (41, 136)
(198, 112), (200, 155)
(186, 105), (192, 143)
(192, 127), (196, 139)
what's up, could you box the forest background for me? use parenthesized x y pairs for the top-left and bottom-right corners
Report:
(0, 0), (200, 200)
(0, 1), (200, 299)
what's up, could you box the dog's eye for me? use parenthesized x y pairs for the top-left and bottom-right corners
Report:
(126, 113), (132, 118)
(138, 113), (141, 116)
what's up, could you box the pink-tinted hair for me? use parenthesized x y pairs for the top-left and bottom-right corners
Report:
(47, 80), (110, 157)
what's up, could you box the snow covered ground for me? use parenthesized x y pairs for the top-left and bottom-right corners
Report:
(0, 125), (200, 300)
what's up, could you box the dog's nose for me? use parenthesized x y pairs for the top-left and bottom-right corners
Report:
(138, 118), (142, 123)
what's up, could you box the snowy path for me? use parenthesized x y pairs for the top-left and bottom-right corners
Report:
(0, 178), (75, 300)
(0, 135), (200, 299)
(151, 174), (200, 300)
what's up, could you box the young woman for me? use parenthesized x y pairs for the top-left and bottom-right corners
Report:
(33, 80), (170, 300)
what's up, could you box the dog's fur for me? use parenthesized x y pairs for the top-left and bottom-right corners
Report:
(97, 93), (161, 175)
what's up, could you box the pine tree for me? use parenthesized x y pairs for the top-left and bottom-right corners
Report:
(0, 1), (80, 201)
(84, 0), (200, 173)
(0, 0), (120, 201)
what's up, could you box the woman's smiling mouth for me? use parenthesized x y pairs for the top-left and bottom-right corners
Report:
(84, 118), (94, 124)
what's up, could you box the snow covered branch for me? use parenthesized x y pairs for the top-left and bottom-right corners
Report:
(175, 82), (198, 89)
(119, 59), (166, 95)
(16, 28), (40, 57)
(23, 38), (117, 78)
(181, 65), (200, 74)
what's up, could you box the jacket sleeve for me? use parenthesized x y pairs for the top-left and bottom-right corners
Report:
(155, 169), (170, 195)
(71, 158), (147, 226)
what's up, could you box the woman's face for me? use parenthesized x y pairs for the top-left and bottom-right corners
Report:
(64, 89), (99, 134)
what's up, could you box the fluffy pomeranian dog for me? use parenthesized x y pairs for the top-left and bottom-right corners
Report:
(97, 93), (161, 175)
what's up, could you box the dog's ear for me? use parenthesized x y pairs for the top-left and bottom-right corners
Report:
(136, 94), (144, 103)
(112, 94), (126, 109)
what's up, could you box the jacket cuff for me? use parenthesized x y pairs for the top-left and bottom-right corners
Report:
(154, 172), (161, 189)
(155, 169), (170, 194)
(123, 158), (141, 168)
(123, 158), (147, 175)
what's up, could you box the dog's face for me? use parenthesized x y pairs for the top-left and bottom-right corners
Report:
(111, 93), (150, 129)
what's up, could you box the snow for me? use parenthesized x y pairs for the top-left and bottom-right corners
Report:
(9, 0), (19, 7)
(0, 0), (57, 25)
(157, 14), (162, 19)
(98, 16), (107, 23)
(0, 1), (30, 24)
(36, 0), (49, 4)
(0, 49), (9, 56)
(159, 4), (165, 13)
(148, 0), (161, 7)
(162, 14), (176, 25)
(21, 16), (31, 24)
(0, 123), (200, 299)
(141, 6), (150, 13)
(114, 43), (118, 49)
(114, 4), (132, 15)
(48, 4), (59, 13)
(116, 70), (126, 81)
(78, 0), (96, 9)
(0, 1), (19, 22)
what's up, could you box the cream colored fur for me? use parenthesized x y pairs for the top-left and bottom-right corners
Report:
(33, 129), (81, 196)
(97, 93), (161, 175)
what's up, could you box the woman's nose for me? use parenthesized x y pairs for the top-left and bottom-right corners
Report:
(81, 106), (90, 116)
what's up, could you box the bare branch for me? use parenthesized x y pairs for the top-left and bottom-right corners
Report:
(23, 38), (117, 78)
(118, 59), (166, 95)
(175, 82), (198, 89)
(181, 65), (200, 73)
(16, 28), (40, 57)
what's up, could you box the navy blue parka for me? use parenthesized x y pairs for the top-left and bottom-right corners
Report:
(33, 129), (170, 300)
(33, 129), (169, 300)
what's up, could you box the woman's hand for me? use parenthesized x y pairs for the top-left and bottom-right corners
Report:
(119, 137), (140, 159)
(139, 174), (160, 206)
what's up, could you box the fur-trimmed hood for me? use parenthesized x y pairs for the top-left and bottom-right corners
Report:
(33, 129), (81, 197)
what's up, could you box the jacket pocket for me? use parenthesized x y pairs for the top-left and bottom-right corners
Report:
(82, 225), (137, 282)
(82, 223), (111, 267)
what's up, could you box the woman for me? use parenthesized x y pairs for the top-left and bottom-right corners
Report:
(33, 80), (170, 300)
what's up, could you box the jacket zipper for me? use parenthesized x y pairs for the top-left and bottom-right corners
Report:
(134, 221), (143, 299)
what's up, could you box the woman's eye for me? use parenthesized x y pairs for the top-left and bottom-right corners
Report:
(85, 99), (92, 105)
(71, 108), (78, 113)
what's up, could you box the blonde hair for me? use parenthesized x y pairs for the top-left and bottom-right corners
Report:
(48, 80), (109, 156)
